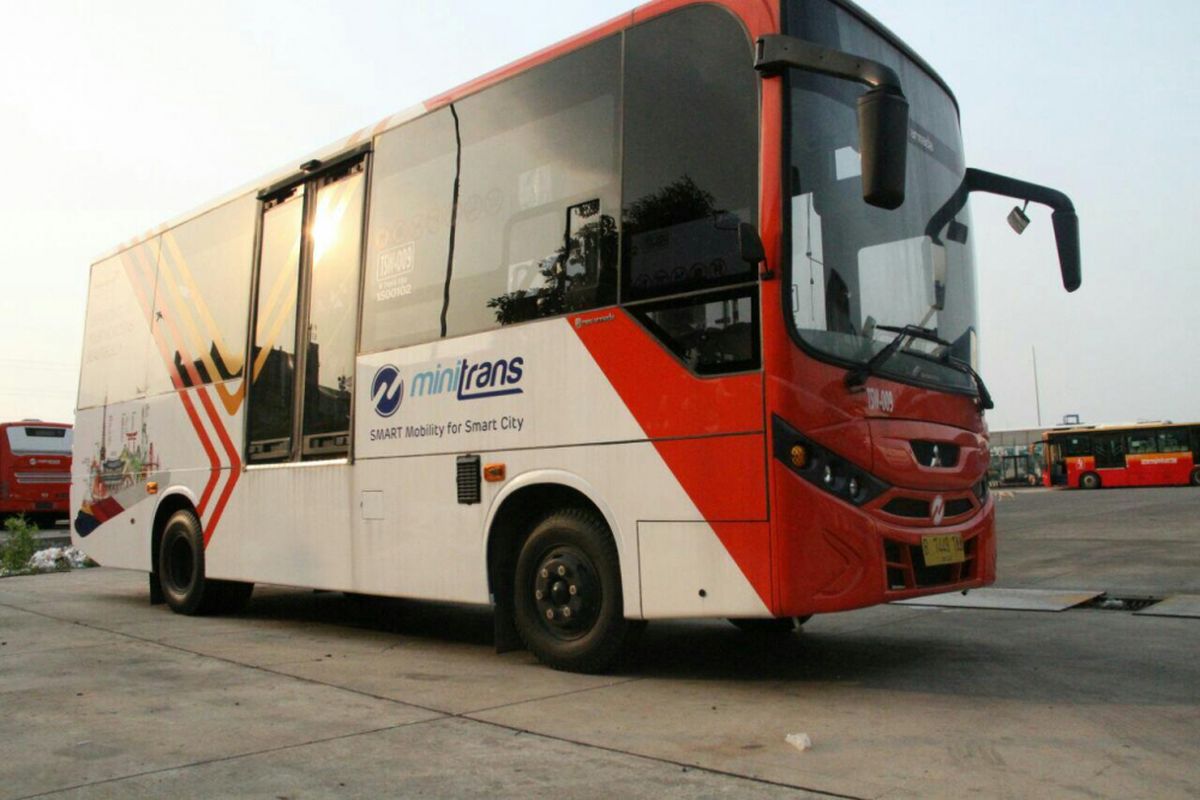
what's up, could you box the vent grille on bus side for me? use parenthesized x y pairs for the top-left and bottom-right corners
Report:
(456, 455), (481, 505)
(15, 472), (71, 484)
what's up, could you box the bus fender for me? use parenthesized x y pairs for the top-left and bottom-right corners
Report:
(482, 469), (624, 561)
(480, 469), (633, 651)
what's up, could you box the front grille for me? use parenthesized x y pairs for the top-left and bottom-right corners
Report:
(882, 496), (975, 521)
(945, 498), (974, 517)
(883, 497), (929, 518)
(910, 441), (960, 468)
(884, 536), (977, 590)
(15, 472), (70, 484)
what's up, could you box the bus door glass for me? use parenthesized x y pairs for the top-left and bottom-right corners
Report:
(1092, 432), (1125, 469)
(248, 157), (367, 464)
(248, 186), (305, 462)
(301, 165), (365, 459)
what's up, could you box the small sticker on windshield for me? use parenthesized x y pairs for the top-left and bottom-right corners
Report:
(834, 146), (861, 181)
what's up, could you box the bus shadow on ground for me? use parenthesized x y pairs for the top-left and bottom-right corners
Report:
(208, 587), (1197, 706)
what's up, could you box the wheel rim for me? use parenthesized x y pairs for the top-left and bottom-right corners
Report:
(164, 534), (194, 594)
(531, 545), (601, 641)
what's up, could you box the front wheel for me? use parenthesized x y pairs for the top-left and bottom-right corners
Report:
(1079, 472), (1101, 490)
(1191, 468), (1200, 487)
(513, 508), (628, 673)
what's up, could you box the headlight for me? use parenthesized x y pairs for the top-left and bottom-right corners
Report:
(773, 415), (888, 506)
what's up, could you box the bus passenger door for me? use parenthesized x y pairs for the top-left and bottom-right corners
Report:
(247, 157), (367, 463)
(1092, 432), (1126, 476)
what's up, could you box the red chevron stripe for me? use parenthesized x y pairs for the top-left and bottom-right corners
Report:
(121, 248), (223, 519)
(193, 385), (241, 546)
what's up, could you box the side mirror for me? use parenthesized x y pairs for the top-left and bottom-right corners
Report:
(857, 88), (909, 210)
(947, 169), (1082, 293)
(756, 35), (909, 210)
(738, 222), (766, 265)
(1051, 210), (1081, 292)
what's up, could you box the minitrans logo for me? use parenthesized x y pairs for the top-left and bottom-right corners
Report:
(371, 364), (404, 417)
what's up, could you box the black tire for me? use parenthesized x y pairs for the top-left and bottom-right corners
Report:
(513, 508), (628, 673)
(1190, 468), (1200, 487)
(157, 509), (253, 615)
(1079, 472), (1101, 490)
(728, 615), (811, 635)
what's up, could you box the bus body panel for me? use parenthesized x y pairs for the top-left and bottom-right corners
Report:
(74, 292), (772, 617)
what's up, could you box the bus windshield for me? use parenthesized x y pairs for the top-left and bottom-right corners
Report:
(785, 0), (980, 396)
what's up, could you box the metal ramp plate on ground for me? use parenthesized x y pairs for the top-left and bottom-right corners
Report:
(893, 588), (1102, 612)
(1133, 595), (1200, 618)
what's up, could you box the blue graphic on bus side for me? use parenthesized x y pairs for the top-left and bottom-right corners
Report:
(371, 364), (404, 417)
(410, 356), (525, 401)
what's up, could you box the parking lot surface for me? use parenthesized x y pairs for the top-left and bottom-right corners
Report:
(1, 487), (1197, 799)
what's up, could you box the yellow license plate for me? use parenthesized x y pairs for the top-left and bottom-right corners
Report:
(921, 534), (965, 567)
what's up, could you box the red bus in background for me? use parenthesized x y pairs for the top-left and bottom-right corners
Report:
(1043, 423), (1200, 489)
(1, 422), (73, 524)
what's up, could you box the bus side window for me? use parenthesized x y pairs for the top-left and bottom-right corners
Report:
(360, 109), (459, 353)
(619, 4), (760, 375)
(627, 290), (758, 375)
(155, 194), (256, 394)
(1126, 430), (1157, 455)
(1158, 429), (1189, 453)
(447, 35), (621, 336)
(621, 5), (758, 302)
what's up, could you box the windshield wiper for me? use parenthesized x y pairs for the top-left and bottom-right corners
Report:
(845, 324), (947, 390)
(945, 356), (994, 410)
(844, 324), (994, 410)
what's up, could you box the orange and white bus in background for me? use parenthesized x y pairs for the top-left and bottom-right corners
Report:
(72, 0), (1080, 672)
(1, 421), (72, 524)
(1043, 423), (1200, 489)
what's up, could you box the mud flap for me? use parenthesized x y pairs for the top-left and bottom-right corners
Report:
(492, 594), (523, 654)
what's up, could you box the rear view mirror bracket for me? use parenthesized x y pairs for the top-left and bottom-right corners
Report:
(924, 169), (1081, 293)
(966, 169), (1081, 293)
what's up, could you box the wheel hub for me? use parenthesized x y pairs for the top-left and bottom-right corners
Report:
(533, 548), (599, 638)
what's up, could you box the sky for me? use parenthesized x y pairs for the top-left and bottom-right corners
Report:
(1, 0), (1197, 432)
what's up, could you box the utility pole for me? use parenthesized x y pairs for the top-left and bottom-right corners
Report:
(1032, 346), (1042, 427)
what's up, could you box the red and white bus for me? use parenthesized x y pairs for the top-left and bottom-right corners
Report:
(72, 0), (1080, 671)
(1, 421), (72, 524)
(1043, 423), (1200, 489)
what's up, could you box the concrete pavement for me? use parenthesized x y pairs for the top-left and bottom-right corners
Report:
(0, 487), (1197, 799)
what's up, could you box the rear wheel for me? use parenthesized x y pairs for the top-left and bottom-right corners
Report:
(513, 508), (627, 673)
(157, 509), (253, 615)
(1079, 472), (1101, 490)
(1191, 468), (1200, 487)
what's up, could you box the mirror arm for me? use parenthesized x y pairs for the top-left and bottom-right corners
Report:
(755, 34), (902, 94)
(964, 169), (1075, 215)
(926, 169), (1082, 293)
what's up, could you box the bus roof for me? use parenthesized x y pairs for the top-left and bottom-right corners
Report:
(93, 0), (952, 265)
(1045, 421), (1198, 437)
